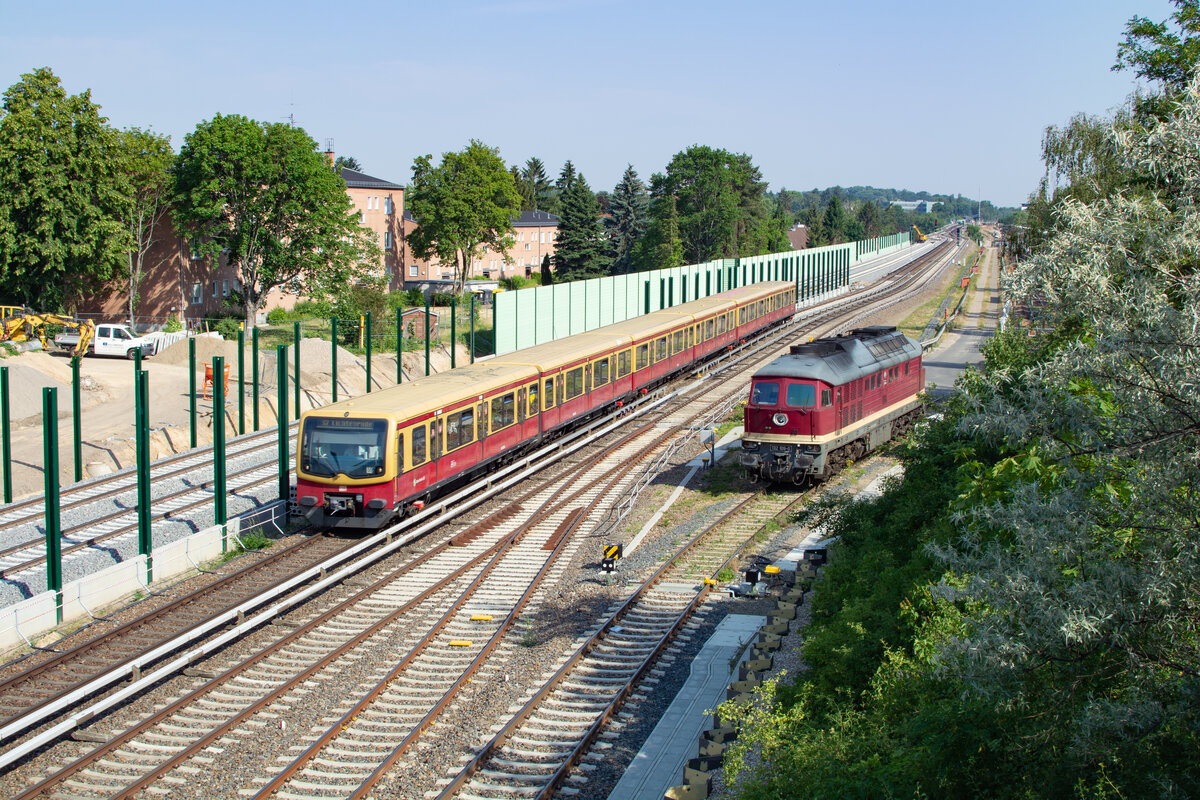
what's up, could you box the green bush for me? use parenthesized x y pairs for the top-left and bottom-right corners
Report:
(401, 288), (425, 306)
(293, 299), (332, 318)
(214, 318), (241, 341)
(164, 313), (183, 333)
(266, 307), (288, 324)
(431, 291), (457, 306)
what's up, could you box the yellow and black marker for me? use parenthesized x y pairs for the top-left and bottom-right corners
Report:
(601, 543), (622, 572)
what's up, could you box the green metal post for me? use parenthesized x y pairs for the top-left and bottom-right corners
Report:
(365, 311), (373, 392)
(212, 356), (227, 539)
(237, 329), (245, 435)
(71, 357), (82, 482)
(133, 345), (141, 375)
(449, 299), (456, 370)
(331, 317), (338, 403)
(293, 321), (300, 416)
(396, 305), (403, 383)
(42, 387), (63, 623)
(136, 370), (152, 581)
(1, 366), (11, 504)
(277, 345), (289, 501)
(252, 327), (260, 431)
(644, 281), (650, 314)
(469, 295), (476, 364)
(424, 297), (431, 376)
(189, 337), (197, 448)
(659, 278), (665, 308)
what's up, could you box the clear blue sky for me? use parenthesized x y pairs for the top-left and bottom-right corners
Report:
(0, 0), (1175, 208)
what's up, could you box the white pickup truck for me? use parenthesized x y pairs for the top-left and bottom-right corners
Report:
(55, 324), (155, 359)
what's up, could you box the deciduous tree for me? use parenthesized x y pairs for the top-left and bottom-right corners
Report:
(172, 114), (378, 329)
(119, 127), (174, 326)
(405, 139), (521, 294)
(0, 68), (129, 310)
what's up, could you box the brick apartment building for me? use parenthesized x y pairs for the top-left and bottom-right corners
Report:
(402, 209), (560, 284)
(79, 159), (556, 327)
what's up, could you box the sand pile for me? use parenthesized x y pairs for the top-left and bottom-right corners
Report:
(152, 333), (235, 367)
(3, 363), (71, 424)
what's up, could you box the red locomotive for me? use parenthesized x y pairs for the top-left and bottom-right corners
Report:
(740, 326), (924, 483)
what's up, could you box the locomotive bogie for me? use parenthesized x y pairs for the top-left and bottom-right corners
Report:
(296, 282), (799, 531)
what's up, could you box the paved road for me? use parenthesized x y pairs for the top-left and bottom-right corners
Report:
(923, 239), (1002, 398)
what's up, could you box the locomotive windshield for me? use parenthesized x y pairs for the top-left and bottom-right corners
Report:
(301, 417), (388, 478)
(750, 381), (779, 405)
(786, 383), (816, 407)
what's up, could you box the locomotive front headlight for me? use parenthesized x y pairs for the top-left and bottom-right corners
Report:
(772, 412), (788, 426)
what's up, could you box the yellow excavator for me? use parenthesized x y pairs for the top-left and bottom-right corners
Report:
(0, 312), (95, 359)
(912, 225), (928, 242)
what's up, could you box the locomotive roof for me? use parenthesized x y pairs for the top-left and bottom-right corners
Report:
(754, 326), (921, 385)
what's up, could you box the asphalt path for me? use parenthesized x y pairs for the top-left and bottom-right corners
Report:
(923, 239), (1002, 398)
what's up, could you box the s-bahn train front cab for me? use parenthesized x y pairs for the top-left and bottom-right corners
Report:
(295, 414), (400, 529)
(740, 376), (829, 482)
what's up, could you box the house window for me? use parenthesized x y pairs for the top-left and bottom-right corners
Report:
(410, 265), (419, 277)
(384, 231), (393, 250)
(222, 280), (229, 297)
(190, 283), (202, 304)
(359, 211), (365, 223)
(212, 282), (219, 299)
(385, 196), (393, 214)
(525, 243), (531, 251)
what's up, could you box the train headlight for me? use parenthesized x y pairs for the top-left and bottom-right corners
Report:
(772, 412), (788, 426)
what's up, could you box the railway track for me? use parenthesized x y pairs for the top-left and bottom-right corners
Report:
(0, 243), (952, 797)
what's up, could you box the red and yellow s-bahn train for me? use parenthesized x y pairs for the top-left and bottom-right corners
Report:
(740, 326), (924, 483)
(295, 282), (796, 530)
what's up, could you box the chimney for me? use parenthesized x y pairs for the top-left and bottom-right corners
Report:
(324, 138), (335, 167)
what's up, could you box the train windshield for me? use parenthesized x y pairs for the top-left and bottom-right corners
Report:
(301, 417), (388, 478)
(786, 383), (816, 407)
(750, 381), (779, 405)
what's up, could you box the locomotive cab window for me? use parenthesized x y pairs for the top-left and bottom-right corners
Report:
(786, 384), (816, 407)
(751, 381), (779, 405)
(904, 362), (909, 376)
(821, 388), (832, 407)
(411, 424), (426, 465)
(301, 417), (388, 478)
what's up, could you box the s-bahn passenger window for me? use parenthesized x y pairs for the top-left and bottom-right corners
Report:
(655, 337), (667, 362)
(565, 367), (584, 399)
(636, 344), (649, 370)
(717, 316), (726, 334)
(751, 381), (779, 405)
(431, 419), (443, 460)
(593, 358), (610, 387)
(491, 394), (515, 430)
(617, 350), (631, 377)
(446, 409), (474, 450)
(686, 327), (693, 349)
(544, 378), (555, 408)
(672, 331), (683, 353)
(529, 383), (540, 415)
(821, 388), (832, 407)
(412, 425), (426, 465)
(705, 319), (714, 339)
(739, 307), (746, 325)
(786, 384), (816, 407)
